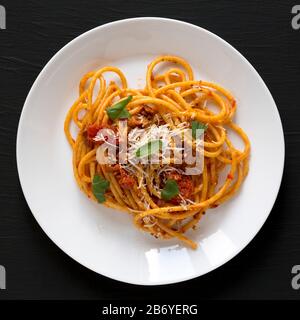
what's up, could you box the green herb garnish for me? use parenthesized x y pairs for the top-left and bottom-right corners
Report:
(136, 139), (162, 158)
(161, 179), (179, 201)
(191, 120), (208, 139)
(92, 175), (110, 203)
(106, 95), (132, 120)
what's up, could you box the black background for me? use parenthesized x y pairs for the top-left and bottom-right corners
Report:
(0, 0), (299, 300)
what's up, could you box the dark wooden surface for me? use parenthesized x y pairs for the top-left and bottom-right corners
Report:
(0, 0), (299, 300)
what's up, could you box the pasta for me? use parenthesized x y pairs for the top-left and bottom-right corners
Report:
(64, 55), (250, 249)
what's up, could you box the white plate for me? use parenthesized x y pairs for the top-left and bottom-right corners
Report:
(17, 17), (284, 285)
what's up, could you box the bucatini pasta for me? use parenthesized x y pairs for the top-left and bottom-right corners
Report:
(64, 55), (250, 249)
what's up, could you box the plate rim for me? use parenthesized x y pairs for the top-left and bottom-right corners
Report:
(16, 17), (285, 286)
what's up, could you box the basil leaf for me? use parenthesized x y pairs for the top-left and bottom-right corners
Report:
(191, 120), (208, 139)
(117, 107), (131, 119)
(92, 174), (110, 203)
(106, 95), (132, 120)
(136, 139), (162, 158)
(94, 192), (106, 203)
(161, 179), (179, 201)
